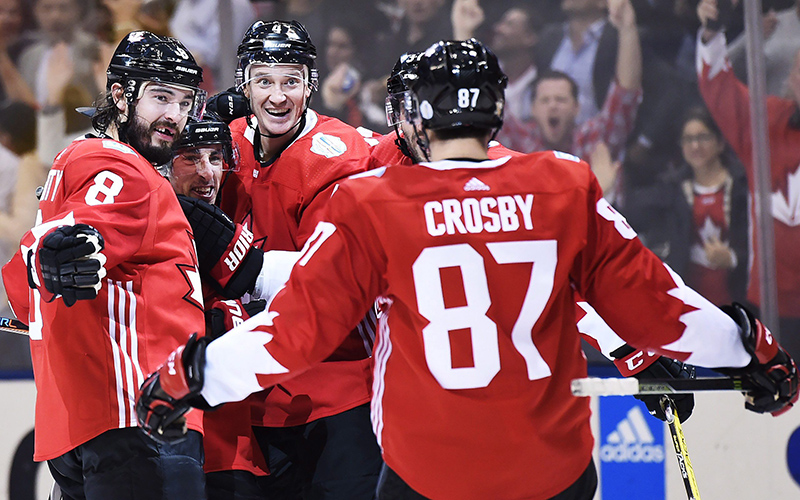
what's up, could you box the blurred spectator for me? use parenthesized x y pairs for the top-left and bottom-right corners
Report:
(315, 22), (365, 126)
(103, 0), (144, 41)
(697, 0), (800, 360)
(536, 0), (611, 125)
(355, 0), (454, 132)
(250, 0), (287, 19)
(35, 41), (95, 164)
(169, 0), (256, 90)
(369, 0), (452, 78)
(138, 0), (177, 36)
(497, 0), (641, 169)
(727, 0), (800, 98)
(0, 0), (36, 107)
(491, 4), (544, 121)
(0, 101), (42, 371)
(19, 0), (103, 127)
(676, 106), (749, 305)
(453, 1), (543, 121)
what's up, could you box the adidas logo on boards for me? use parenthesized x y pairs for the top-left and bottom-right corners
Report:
(600, 406), (665, 463)
(464, 177), (490, 191)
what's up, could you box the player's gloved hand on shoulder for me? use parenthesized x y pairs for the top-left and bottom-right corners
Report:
(205, 87), (250, 124)
(136, 333), (213, 443)
(718, 303), (799, 416)
(27, 223), (107, 307)
(611, 344), (696, 422)
(205, 298), (266, 340)
(178, 194), (264, 299)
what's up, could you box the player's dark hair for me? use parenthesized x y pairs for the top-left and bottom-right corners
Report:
(530, 70), (578, 101)
(679, 105), (723, 142)
(91, 89), (122, 134)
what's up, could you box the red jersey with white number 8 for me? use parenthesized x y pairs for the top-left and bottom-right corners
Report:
(202, 151), (749, 499)
(1, 137), (206, 461)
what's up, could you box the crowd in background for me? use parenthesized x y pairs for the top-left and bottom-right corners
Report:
(0, 0), (799, 369)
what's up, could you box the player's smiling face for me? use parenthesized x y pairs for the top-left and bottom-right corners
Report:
(244, 63), (311, 137)
(127, 82), (195, 164)
(169, 145), (225, 204)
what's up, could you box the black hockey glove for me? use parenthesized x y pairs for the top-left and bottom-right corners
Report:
(205, 298), (266, 340)
(611, 344), (696, 422)
(136, 333), (213, 443)
(178, 194), (264, 299)
(718, 303), (799, 416)
(206, 87), (250, 124)
(28, 224), (106, 307)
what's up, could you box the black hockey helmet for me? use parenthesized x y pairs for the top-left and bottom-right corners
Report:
(386, 51), (422, 126)
(107, 30), (206, 120)
(173, 112), (237, 170)
(387, 51), (422, 97)
(235, 20), (318, 90)
(409, 38), (507, 133)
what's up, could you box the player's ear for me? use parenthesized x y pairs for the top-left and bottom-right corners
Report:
(111, 83), (128, 118)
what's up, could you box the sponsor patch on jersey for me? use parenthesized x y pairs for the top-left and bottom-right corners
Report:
(310, 132), (347, 158)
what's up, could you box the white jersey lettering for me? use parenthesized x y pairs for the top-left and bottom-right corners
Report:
(424, 194), (535, 237)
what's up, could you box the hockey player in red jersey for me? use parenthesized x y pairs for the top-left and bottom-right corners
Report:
(138, 38), (798, 499)
(165, 115), (274, 499)
(1, 32), (209, 499)
(176, 20), (382, 500)
(375, 49), (697, 423)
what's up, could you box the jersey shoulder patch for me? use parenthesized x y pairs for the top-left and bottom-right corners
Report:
(102, 140), (137, 156)
(310, 132), (347, 158)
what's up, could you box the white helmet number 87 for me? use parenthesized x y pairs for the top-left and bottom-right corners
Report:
(458, 88), (480, 108)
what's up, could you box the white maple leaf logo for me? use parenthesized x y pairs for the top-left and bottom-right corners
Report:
(772, 164), (800, 227)
(690, 217), (722, 267)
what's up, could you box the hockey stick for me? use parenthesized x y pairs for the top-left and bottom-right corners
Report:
(570, 377), (755, 397)
(661, 396), (701, 500)
(0, 317), (29, 335)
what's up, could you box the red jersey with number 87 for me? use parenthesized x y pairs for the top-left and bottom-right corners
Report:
(202, 151), (750, 499)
